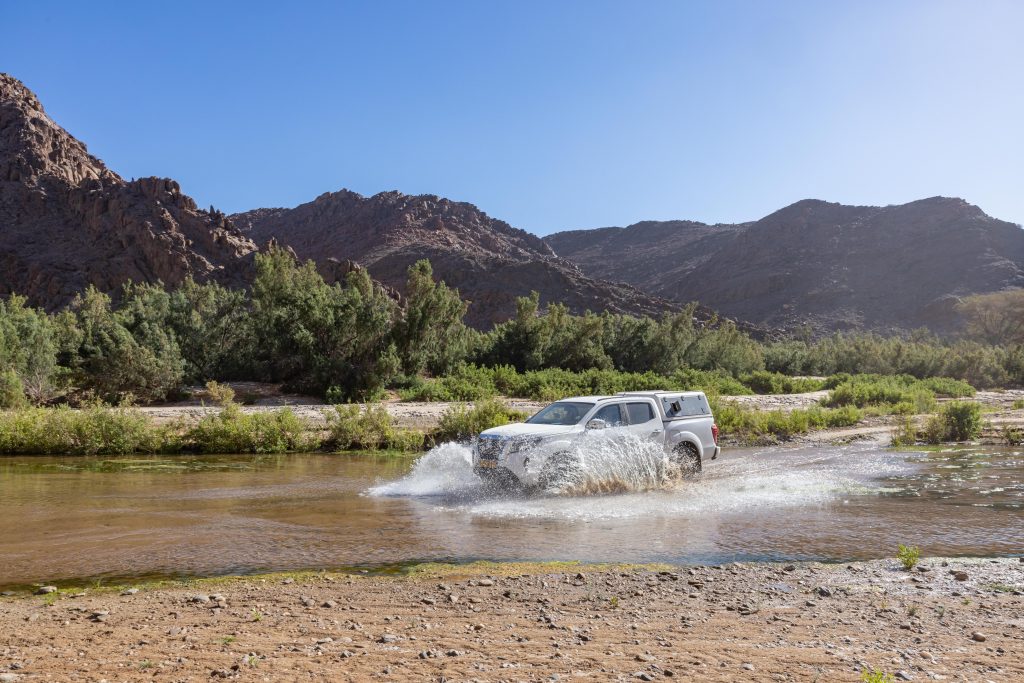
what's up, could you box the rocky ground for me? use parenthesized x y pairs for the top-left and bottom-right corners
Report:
(1, 558), (1022, 682)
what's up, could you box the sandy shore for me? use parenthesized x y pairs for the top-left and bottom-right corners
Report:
(1, 558), (1022, 682)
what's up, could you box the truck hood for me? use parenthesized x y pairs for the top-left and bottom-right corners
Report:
(480, 422), (579, 439)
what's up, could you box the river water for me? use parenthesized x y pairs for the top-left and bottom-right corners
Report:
(0, 441), (1021, 587)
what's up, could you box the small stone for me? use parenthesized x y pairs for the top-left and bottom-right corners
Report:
(635, 653), (655, 662)
(816, 586), (833, 597)
(35, 586), (57, 595)
(448, 593), (459, 603)
(895, 671), (913, 680)
(635, 674), (654, 682)
(971, 631), (987, 642)
(378, 634), (400, 643)
(805, 600), (817, 607)
(190, 594), (210, 603)
(421, 597), (436, 605)
(0, 674), (21, 683)
(0, 591), (15, 597)
(743, 663), (755, 671)
(301, 597), (316, 607)
(322, 600), (337, 608)
(445, 649), (462, 657)
(953, 572), (969, 582)
(783, 564), (796, 572)
(121, 588), (138, 596)
(477, 578), (494, 587)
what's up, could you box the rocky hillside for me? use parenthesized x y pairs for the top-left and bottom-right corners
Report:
(0, 74), (258, 308)
(231, 191), (678, 327)
(547, 198), (1024, 332)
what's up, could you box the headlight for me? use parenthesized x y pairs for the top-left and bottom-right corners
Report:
(508, 436), (544, 454)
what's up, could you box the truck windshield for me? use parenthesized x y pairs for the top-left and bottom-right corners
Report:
(526, 402), (592, 426)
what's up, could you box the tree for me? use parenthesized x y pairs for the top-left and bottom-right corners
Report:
(249, 247), (399, 400)
(60, 286), (184, 403)
(957, 291), (1024, 345)
(0, 295), (62, 403)
(391, 260), (469, 376)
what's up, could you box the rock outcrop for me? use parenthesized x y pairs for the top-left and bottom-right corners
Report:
(546, 198), (1024, 333)
(231, 190), (679, 327)
(0, 73), (258, 308)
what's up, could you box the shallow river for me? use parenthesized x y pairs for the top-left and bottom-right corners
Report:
(0, 441), (1021, 587)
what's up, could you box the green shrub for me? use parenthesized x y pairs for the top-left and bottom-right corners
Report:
(740, 370), (825, 394)
(1002, 426), (1023, 446)
(890, 417), (918, 447)
(861, 666), (896, 683)
(204, 380), (235, 406)
(324, 403), (426, 452)
(0, 405), (175, 455)
(918, 377), (975, 398)
(187, 404), (319, 454)
(0, 369), (28, 409)
(433, 398), (528, 442)
(711, 400), (861, 443)
(921, 401), (983, 444)
(897, 544), (920, 570)
(1012, 399), (1024, 410)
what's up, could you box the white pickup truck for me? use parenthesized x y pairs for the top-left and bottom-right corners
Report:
(472, 390), (720, 491)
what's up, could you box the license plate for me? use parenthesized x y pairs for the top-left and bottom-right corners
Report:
(478, 460), (497, 469)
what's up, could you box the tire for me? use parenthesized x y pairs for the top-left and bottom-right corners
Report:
(537, 451), (581, 493)
(673, 441), (702, 477)
(476, 467), (523, 493)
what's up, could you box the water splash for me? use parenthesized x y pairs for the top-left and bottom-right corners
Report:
(534, 430), (679, 495)
(367, 442), (481, 497)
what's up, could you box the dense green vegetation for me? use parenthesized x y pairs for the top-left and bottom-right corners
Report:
(0, 247), (1020, 410)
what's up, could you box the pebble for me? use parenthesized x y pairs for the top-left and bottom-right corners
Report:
(322, 600), (337, 608)
(35, 586), (57, 595)
(477, 578), (495, 587)
(742, 663), (755, 671)
(635, 674), (655, 681)
(282, 578), (294, 584)
(1, 591), (16, 596)
(952, 571), (969, 581)
(0, 675), (21, 683)
(190, 594), (210, 603)
(121, 588), (138, 596)
(895, 671), (913, 680)
(971, 632), (987, 642)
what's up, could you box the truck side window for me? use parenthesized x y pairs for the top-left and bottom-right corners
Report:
(593, 404), (624, 426)
(625, 402), (655, 424)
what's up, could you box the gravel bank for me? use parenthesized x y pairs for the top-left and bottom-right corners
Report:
(1, 558), (1022, 681)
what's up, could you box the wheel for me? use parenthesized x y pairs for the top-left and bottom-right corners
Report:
(475, 467), (524, 493)
(537, 451), (581, 493)
(672, 442), (702, 477)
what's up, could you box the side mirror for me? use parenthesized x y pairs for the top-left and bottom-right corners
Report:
(586, 418), (608, 430)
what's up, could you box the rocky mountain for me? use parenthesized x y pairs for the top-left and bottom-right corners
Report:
(231, 191), (679, 327)
(546, 198), (1024, 333)
(0, 73), (258, 308)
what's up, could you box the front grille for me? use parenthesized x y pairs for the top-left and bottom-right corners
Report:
(477, 437), (504, 460)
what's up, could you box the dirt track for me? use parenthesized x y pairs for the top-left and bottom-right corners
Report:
(2, 558), (1022, 682)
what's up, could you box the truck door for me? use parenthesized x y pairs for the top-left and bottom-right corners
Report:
(624, 401), (662, 441)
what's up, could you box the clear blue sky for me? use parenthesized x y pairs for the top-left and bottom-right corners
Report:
(5, 0), (1023, 234)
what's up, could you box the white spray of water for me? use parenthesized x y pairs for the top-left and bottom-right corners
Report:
(367, 442), (481, 497)
(534, 430), (678, 495)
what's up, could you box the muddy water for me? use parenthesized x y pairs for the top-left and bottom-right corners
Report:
(0, 442), (1021, 587)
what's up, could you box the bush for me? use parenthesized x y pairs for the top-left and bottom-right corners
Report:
(204, 380), (236, 406)
(890, 417), (918, 447)
(1002, 426), (1023, 446)
(433, 398), (528, 442)
(921, 401), (982, 444)
(823, 374), (972, 413)
(1012, 399), (1024, 410)
(740, 370), (825, 394)
(0, 369), (28, 409)
(711, 400), (862, 443)
(187, 404), (319, 454)
(324, 403), (426, 452)
(0, 405), (175, 455)
(897, 544), (920, 570)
